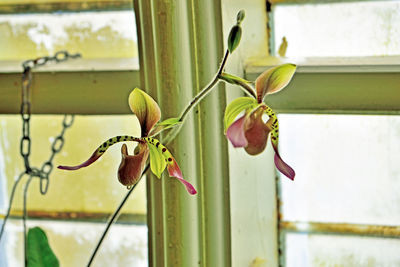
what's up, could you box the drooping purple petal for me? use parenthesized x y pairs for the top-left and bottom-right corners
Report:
(58, 150), (101, 170)
(226, 115), (248, 148)
(167, 158), (197, 195)
(272, 144), (295, 180)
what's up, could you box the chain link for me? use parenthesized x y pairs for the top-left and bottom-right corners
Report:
(19, 51), (80, 194)
(22, 51), (81, 70)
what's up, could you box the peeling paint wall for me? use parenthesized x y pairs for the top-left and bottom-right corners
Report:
(0, 11), (138, 60)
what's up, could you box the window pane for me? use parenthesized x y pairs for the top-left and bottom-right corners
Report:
(2, 219), (147, 267)
(0, 10), (138, 60)
(285, 233), (400, 267)
(0, 115), (146, 215)
(273, 1), (400, 57)
(278, 114), (400, 225)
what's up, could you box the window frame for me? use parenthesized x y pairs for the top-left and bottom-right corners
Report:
(245, 1), (400, 265)
(1, 0), (400, 267)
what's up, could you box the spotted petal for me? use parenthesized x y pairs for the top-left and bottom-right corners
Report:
(272, 144), (295, 180)
(255, 63), (296, 103)
(144, 137), (197, 195)
(167, 158), (197, 195)
(147, 142), (167, 178)
(262, 105), (295, 180)
(58, 136), (143, 170)
(128, 88), (161, 137)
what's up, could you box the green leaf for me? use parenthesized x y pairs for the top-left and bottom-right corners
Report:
(148, 117), (182, 136)
(148, 142), (167, 178)
(227, 25), (242, 54)
(158, 117), (181, 126)
(219, 72), (251, 85)
(236, 10), (245, 24)
(27, 227), (59, 267)
(224, 97), (257, 132)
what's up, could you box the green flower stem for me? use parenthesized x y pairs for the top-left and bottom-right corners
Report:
(23, 175), (34, 267)
(178, 49), (229, 124)
(163, 50), (230, 144)
(218, 76), (257, 98)
(87, 49), (229, 265)
(88, 50), (230, 266)
(88, 48), (244, 266)
(87, 165), (149, 267)
(0, 173), (25, 242)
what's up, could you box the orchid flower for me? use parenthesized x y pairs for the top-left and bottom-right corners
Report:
(58, 88), (197, 195)
(223, 63), (296, 180)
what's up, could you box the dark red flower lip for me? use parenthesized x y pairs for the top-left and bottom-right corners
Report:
(118, 143), (149, 187)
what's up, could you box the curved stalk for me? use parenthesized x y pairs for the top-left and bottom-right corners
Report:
(0, 172), (25, 242)
(23, 175), (34, 267)
(218, 75), (257, 98)
(86, 165), (149, 267)
(178, 49), (229, 124)
(163, 50), (229, 144)
(88, 50), (232, 265)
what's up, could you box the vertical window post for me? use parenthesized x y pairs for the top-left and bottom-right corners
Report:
(135, 1), (231, 266)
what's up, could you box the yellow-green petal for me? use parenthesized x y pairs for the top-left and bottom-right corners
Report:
(147, 142), (167, 179)
(128, 88), (161, 137)
(255, 63), (296, 103)
(224, 97), (257, 132)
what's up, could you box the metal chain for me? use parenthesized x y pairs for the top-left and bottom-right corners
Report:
(19, 50), (80, 194)
(39, 114), (74, 194)
(0, 51), (80, 249)
(20, 67), (32, 173)
(22, 50), (81, 70)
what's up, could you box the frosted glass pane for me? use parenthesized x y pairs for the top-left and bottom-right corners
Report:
(0, 10), (138, 60)
(285, 233), (400, 267)
(274, 1), (400, 57)
(0, 115), (146, 215)
(2, 219), (147, 267)
(279, 114), (400, 225)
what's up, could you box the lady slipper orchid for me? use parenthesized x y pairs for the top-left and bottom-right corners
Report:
(58, 88), (197, 195)
(224, 63), (296, 180)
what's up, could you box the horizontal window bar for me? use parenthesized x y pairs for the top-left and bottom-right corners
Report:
(0, 0), (132, 14)
(246, 56), (400, 74)
(0, 210), (146, 224)
(245, 56), (400, 115)
(0, 58), (140, 114)
(280, 221), (400, 238)
(269, 0), (383, 5)
(4, 56), (399, 115)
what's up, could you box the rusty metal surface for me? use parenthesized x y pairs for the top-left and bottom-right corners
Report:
(280, 221), (400, 239)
